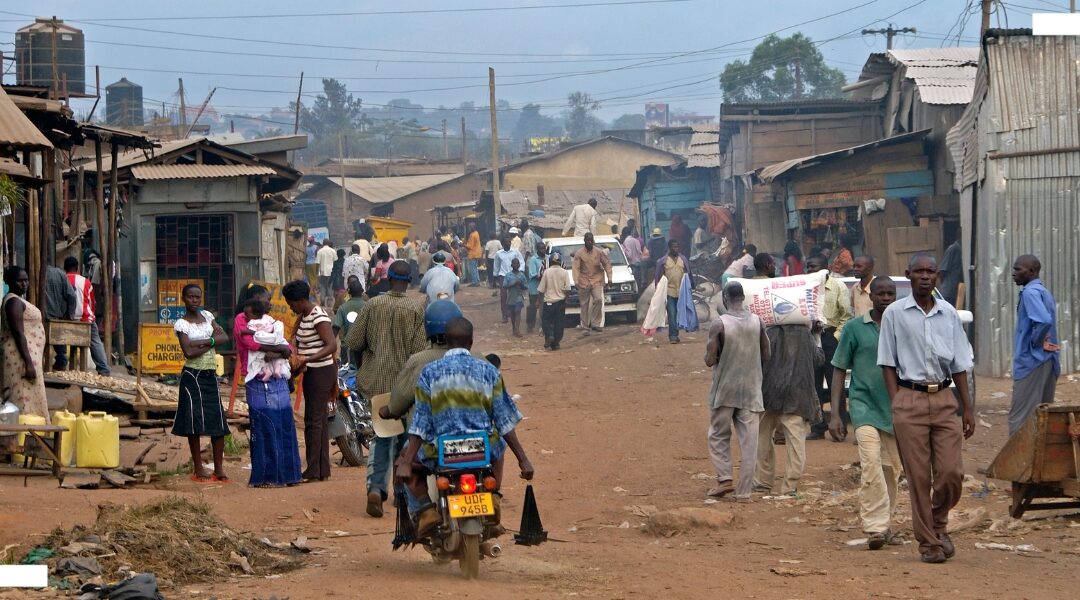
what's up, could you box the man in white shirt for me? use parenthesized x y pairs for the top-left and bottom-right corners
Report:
(316, 240), (338, 305)
(484, 235), (503, 289)
(419, 252), (460, 305)
(493, 236), (525, 324)
(562, 198), (600, 236)
(509, 226), (523, 253)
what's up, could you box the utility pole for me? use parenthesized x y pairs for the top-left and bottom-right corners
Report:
(339, 134), (348, 233)
(293, 71), (304, 135)
(177, 78), (187, 130)
(861, 24), (916, 50)
(49, 17), (59, 99)
(461, 117), (467, 174)
(442, 119), (448, 159)
(488, 68), (501, 233)
(981, 0), (992, 36)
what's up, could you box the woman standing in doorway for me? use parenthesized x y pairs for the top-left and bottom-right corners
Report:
(2, 266), (49, 454)
(173, 283), (231, 482)
(282, 279), (338, 482)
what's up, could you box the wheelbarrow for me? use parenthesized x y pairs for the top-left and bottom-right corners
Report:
(985, 404), (1080, 518)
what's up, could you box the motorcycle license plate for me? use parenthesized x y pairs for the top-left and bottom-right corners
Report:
(448, 493), (494, 518)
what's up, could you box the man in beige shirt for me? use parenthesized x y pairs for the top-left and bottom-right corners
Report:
(571, 233), (612, 334)
(538, 252), (572, 350)
(850, 255), (875, 317)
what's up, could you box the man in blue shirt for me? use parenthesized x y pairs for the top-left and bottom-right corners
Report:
(1009, 255), (1060, 435)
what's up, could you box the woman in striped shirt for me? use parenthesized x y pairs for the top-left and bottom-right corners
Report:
(283, 279), (339, 482)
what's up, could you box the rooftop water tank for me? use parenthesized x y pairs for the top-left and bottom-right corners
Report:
(14, 17), (86, 95)
(106, 77), (144, 128)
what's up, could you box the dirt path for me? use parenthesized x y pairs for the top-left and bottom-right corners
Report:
(3, 285), (1079, 598)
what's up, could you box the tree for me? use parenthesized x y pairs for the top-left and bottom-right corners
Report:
(255, 127), (285, 138)
(564, 92), (602, 140)
(720, 34), (847, 103)
(512, 103), (561, 144)
(293, 78), (364, 140)
(610, 113), (646, 130)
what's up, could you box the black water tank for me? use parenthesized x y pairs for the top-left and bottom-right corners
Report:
(106, 77), (144, 128)
(14, 17), (86, 95)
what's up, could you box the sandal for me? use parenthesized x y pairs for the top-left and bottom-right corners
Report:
(190, 474), (215, 484)
(211, 474), (232, 483)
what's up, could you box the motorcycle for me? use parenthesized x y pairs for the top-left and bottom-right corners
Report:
(329, 363), (374, 467)
(421, 433), (503, 579)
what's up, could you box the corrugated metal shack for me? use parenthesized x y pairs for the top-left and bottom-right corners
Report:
(717, 99), (884, 252)
(629, 125), (721, 244)
(946, 30), (1078, 376)
(846, 47), (979, 234)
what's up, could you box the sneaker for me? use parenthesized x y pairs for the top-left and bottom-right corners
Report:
(868, 531), (886, 551)
(751, 484), (773, 494)
(921, 548), (947, 564)
(366, 491), (384, 518)
(938, 532), (955, 558)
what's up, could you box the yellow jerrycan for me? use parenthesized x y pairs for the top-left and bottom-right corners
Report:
(52, 410), (78, 467)
(13, 414), (46, 465)
(76, 411), (120, 468)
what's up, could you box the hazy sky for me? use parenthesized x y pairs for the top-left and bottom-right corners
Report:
(1, 0), (1054, 122)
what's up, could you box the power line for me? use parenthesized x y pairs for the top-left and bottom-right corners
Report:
(4, 1), (694, 22)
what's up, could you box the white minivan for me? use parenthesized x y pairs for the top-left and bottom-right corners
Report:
(544, 235), (640, 323)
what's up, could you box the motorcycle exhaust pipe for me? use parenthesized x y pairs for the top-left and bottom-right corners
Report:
(480, 542), (502, 558)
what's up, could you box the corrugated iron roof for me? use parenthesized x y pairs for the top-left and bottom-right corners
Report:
(130, 164), (276, 180)
(687, 124), (720, 168)
(0, 86), (53, 149)
(499, 188), (629, 222)
(887, 47), (979, 105)
(326, 173), (461, 204)
(758, 129), (930, 182)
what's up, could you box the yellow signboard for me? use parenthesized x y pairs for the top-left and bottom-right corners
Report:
(246, 280), (299, 334)
(139, 324), (185, 375)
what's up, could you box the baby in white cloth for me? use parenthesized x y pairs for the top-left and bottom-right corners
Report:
(241, 301), (290, 382)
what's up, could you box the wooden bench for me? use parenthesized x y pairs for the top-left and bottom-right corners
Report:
(0, 423), (69, 478)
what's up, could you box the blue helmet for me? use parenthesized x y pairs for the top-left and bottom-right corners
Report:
(425, 300), (462, 338)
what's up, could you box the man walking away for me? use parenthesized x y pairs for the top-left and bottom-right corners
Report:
(807, 254), (852, 440)
(526, 242), (546, 335)
(572, 232), (612, 335)
(644, 228), (667, 285)
(938, 239), (963, 306)
(333, 277), (367, 365)
(316, 239), (337, 306)
(878, 254), (974, 564)
(305, 235), (319, 285)
(419, 252), (460, 305)
(752, 322), (824, 495)
(830, 276), (901, 550)
(654, 240), (693, 344)
(64, 257), (110, 375)
(622, 228), (644, 290)
(705, 282), (769, 502)
(401, 237), (420, 287)
(345, 261), (428, 519)
(465, 223), (483, 286)
(493, 236), (524, 324)
(1009, 255), (1059, 435)
(538, 252), (571, 350)
(563, 197), (600, 236)
(521, 219), (541, 258)
(850, 255), (875, 317)
(45, 264), (77, 370)
(485, 233), (503, 289)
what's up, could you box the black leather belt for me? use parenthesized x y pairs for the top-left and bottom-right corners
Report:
(898, 379), (952, 393)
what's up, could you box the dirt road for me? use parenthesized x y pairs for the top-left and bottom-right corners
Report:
(3, 285), (1079, 598)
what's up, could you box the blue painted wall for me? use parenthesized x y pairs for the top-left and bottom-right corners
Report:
(637, 175), (711, 239)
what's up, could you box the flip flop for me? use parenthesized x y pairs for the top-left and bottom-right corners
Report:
(211, 474), (232, 484)
(190, 474), (215, 484)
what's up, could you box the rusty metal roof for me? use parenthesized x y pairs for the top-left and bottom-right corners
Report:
(130, 164), (276, 180)
(0, 86), (53, 150)
(758, 129), (930, 183)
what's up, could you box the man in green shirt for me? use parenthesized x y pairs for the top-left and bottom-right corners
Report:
(333, 277), (367, 365)
(829, 276), (901, 551)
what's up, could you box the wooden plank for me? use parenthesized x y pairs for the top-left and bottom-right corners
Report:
(0, 466), (52, 477)
(119, 440), (158, 469)
(60, 472), (101, 489)
(45, 320), (92, 347)
(0, 424), (68, 433)
(102, 470), (136, 488)
(119, 426), (142, 440)
(886, 222), (944, 275)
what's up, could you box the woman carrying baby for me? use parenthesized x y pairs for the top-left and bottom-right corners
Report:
(236, 296), (303, 487)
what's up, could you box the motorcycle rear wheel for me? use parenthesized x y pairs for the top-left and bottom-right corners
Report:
(459, 533), (480, 579)
(334, 400), (365, 466)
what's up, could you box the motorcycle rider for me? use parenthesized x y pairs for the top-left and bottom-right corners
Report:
(396, 317), (535, 537)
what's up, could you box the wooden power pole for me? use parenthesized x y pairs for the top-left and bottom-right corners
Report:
(293, 72), (304, 134)
(461, 117), (467, 174)
(488, 68), (500, 233)
(861, 25), (916, 50)
(442, 119), (448, 159)
(981, 0), (992, 36)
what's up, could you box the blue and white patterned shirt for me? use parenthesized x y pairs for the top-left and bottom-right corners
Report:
(410, 348), (523, 463)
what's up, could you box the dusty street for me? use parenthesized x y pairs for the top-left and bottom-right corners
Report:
(2, 285), (1079, 599)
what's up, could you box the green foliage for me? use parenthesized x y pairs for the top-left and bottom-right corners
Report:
(0, 174), (24, 213)
(294, 78), (364, 139)
(512, 103), (562, 144)
(564, 92), (603, 140)
(720, 33), (847, 103)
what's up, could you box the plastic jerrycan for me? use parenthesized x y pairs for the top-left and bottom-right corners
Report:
(76, 411), (120, 468)
(13, 414), (46, 465)
(52, 410), (78, 466)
